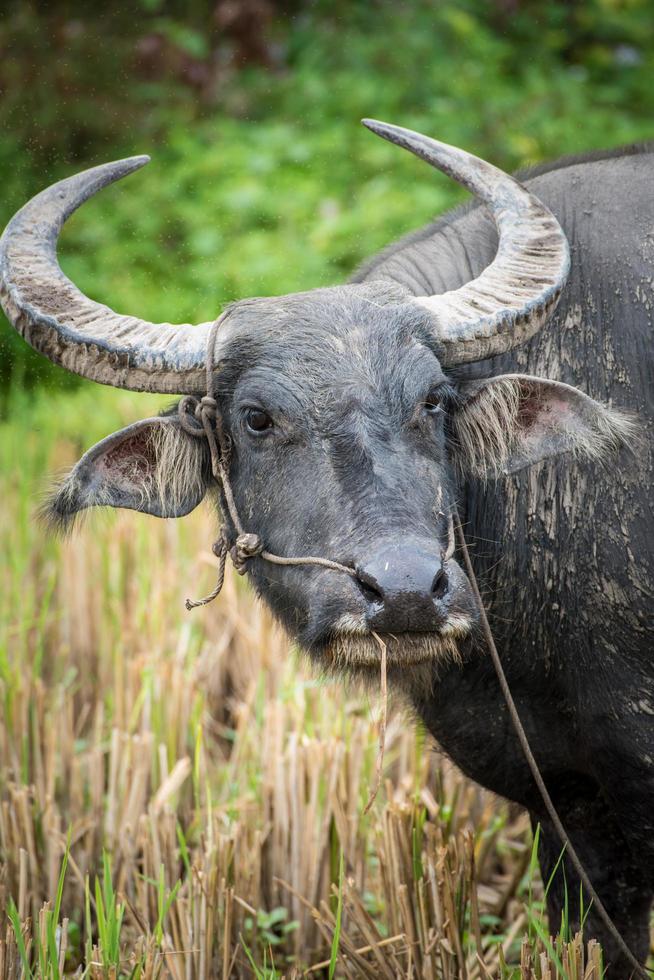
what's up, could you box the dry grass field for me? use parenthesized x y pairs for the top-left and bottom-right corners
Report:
(0, 384), (635, 977)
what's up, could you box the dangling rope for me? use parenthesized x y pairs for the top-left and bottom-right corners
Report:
(180, 314), (650, 978)
(363, 632), (388, 816)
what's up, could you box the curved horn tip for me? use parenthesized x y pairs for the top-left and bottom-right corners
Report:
(361, 119), (447, 160)
(118, 154), (151, 173)
(129, 153), (151, 165)
(93, 155), (151, 183)
(361, 117), (392, 136)
(361, 118), (416, 144)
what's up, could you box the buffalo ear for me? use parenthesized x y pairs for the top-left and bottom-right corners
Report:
(44, 416), (213, 533)
(450, 373), (634, 478)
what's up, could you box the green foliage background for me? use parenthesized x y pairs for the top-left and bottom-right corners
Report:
(1, 0), (653, 395)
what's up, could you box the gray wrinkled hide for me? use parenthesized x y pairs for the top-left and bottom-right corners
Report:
(355, 145), (654, 972)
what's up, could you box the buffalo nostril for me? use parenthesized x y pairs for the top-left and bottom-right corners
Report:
(431, 567), (449, 600)
(355, 569), (384, 605)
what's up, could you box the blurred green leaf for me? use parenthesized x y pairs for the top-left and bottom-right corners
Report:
(1, 0), (653, 392)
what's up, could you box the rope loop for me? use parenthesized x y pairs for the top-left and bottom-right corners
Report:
(198, 395), (217, 418)
(230, 533), (264, 574)
(185, 532), (229, 610)
(178, 395), (204, 436)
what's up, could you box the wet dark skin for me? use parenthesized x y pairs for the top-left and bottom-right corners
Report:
(356, 146), (654, 975)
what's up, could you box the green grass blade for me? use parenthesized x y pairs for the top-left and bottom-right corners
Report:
(53, 830), (71, 927)
(329, 849), (344, 980)
(7, 898), (33, 980)
(525, 908), (566, 977)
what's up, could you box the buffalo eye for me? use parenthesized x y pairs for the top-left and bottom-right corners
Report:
(245, 408), (273, 434)
(416, 383), (454, 425)
(423, 395), (442, 415)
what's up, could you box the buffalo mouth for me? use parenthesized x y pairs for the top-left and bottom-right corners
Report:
(321, 615), (473, 670)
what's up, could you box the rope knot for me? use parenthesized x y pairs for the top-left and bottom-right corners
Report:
(178, 394), (220, 436)
(230, 532), (264, 574)
(178, 395), (203, 435)
(197, 395), (217, 420)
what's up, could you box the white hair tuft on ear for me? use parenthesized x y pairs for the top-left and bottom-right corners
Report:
(451, 374), (637, 479)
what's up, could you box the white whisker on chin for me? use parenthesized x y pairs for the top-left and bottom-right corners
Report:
(323, 618), (471, 670)
(439, 614), (472, 638)
(331, 612), (368, 635)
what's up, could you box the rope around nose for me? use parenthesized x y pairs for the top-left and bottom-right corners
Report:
(177, 317), (357, 609)
(179, 314), (650, 977)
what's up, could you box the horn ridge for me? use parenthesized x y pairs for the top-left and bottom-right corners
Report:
(362, 119), (570, 365)
(0, 156), (212, 393)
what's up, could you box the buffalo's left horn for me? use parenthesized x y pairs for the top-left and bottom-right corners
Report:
(362, 120), (570, 365)
(0, 157), (213, 393)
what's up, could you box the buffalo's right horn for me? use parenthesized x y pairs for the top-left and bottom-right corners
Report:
(0, 157), (214, 394)
(362, 120), (570, 365)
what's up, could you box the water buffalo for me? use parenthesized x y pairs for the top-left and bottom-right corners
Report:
(1, 122), (651, 975)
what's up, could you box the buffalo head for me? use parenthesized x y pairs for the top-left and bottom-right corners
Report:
(0, 121), (630, 675)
